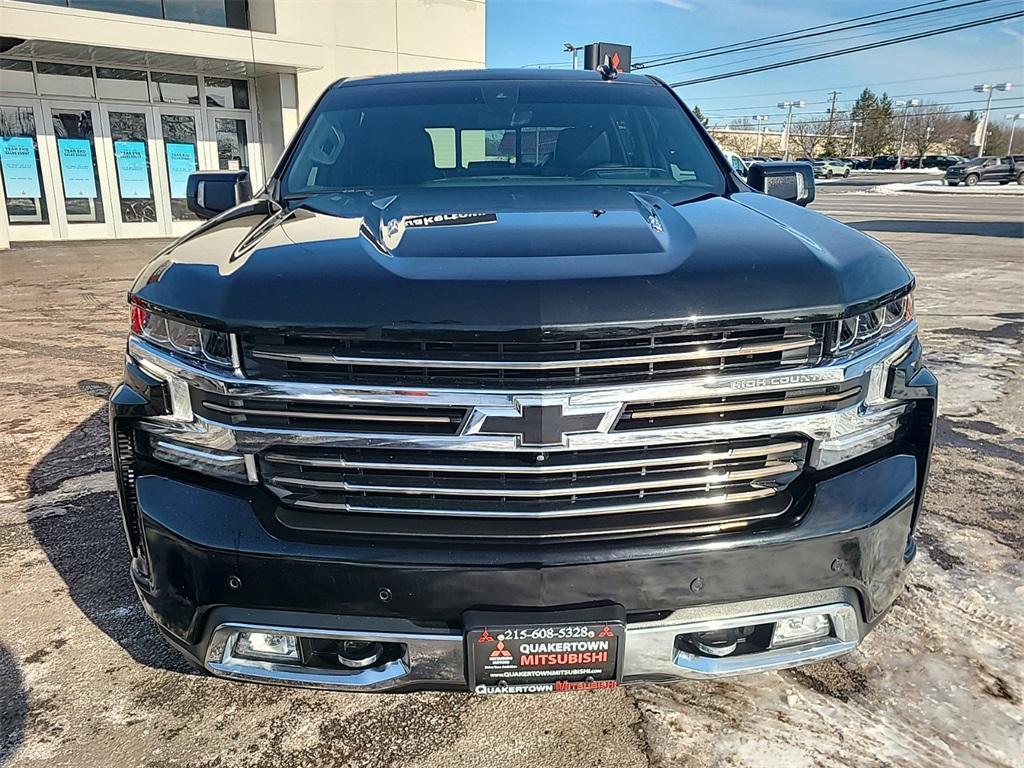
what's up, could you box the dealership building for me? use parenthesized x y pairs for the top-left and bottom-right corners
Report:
(0, 0), (486, 246)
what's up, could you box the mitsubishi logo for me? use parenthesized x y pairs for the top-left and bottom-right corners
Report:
(464, 398), (621, 448)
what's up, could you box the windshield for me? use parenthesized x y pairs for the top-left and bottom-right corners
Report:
(280, 79), (725, 202)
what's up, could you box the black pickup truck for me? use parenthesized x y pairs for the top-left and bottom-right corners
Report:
(110, 69), (937, 694)
(944, 155), (1024, 185)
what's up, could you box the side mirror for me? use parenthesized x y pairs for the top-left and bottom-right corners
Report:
(186, 170), (252, 219)
(746, 162), (815, 207)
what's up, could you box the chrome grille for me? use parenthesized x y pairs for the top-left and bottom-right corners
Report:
(261, 438), (808, 541)
(617, 383), (863, 430)
(192, 390), (466, 435)
(240, 323), (826, 388)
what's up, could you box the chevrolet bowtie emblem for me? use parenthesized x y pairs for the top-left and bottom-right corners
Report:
(464, 399), (621, 447)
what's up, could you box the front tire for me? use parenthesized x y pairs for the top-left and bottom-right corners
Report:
(843, 169), (850, 178)
(964, 174), (979, 186)
(826, 170), (833, 179)
(1016, 172), (1024, 185)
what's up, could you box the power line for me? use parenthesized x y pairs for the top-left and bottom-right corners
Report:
(698, 93), (1019, 115)
(704, 103), (1024, 130)
(682, 67), (1024, 101)
(700, 96), (1018, 121)
(668, 11), (1024, 87)
(634, 0), (1000, 69)
(663, 1), (1021, 78)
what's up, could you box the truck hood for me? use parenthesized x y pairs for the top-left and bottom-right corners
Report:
(133, 186), (913, 333)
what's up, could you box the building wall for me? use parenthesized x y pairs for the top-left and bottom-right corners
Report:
(0, 0), (486, 245)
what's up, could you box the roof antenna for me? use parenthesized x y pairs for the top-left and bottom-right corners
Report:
(596, 55), (618, 81)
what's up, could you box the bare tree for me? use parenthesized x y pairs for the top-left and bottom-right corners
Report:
(792, 118), (827, 157)
(903, 104), (954, 165)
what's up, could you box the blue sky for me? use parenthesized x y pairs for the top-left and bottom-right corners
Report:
(486, 0), (1024, 129)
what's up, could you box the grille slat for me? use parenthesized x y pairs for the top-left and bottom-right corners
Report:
(241, 323), (825, 389)
(260, 438), (807, 538)
(271, 460), (798, 498)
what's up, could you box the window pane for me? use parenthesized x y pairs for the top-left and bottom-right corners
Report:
(52, 109), (105, 223)
(96, 67), (149, 101)
(163, 0), (226, 26)
(110, 111), (156, 223)
(160, 113), (199, 221)
(37, 62), (95, 98)
(68, 0), (161, 17)
(214, 117), (248, 171)
(150, 72), (199, 105)
(204, 77), (249, 110)
(0, 59), (35, 94)
(0, 105), (49, 225)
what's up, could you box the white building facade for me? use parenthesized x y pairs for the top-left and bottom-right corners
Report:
(0, 0), (486, 245)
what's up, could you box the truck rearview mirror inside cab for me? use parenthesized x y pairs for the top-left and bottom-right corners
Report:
(747, 162), (816, 206)
(186, 170), (253, 219)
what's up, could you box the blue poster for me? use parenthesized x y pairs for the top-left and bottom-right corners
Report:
(57, 138), (97, 198)
(165, 142), (197, 198)
(0, 136), (41, 198)
(114, 140), (151, 199)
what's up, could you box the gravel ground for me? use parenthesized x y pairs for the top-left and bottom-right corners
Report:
(1, 192), (1021, 767)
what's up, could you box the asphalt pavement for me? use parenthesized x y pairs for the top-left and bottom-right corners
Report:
(1, 188), (1022, 768)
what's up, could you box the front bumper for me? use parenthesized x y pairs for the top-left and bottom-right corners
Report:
(110, 326), (937, 691)
(129, 449), (918, 690)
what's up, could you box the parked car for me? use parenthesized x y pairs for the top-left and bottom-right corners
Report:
(812, 159), (851, 178)
(110, 68), (936, 694)
(921, 155), (964, 169)
(870, 155), (899, 169)
(945, 155), (1024, 186)
(743, 155), (770, 164)
(846, 157), (873, 170)
(721, 149), (749, 177)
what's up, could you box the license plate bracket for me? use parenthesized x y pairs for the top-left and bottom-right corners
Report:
(464, 606), (626, 694)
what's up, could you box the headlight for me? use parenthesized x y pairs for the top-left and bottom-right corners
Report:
(130, 299), (233, 367)
(830, 292), (913, 355)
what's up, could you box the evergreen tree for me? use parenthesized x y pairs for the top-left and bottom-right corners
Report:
(692, 105), (710, 128)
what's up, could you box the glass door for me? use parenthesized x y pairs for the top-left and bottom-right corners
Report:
(0, 96), (61, 241)
(154, 106), (205, 237)
(100, 104), (162, 237)
(45, 100), (116, 239)
(206, 110), (261, 188)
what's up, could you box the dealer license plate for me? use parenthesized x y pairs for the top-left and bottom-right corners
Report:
(466, 620), (624, 694)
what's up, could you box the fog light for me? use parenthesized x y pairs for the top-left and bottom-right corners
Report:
(770, 614), (831, 648)
(235, 631), (299, 662)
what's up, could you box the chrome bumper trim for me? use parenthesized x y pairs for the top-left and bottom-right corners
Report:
(203, 592), (863, 691)
(127, 326), (914, 462)
(127, 322), (915, 407)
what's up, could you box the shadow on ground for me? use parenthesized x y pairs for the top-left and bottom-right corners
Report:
(847, 219), (1024, 238)
(25, 392), (196, 677)
(0, 642), (27, 767)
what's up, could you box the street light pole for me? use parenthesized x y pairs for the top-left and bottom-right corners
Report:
(777, 100), (805, 161)
(849, 120), (862, 155)
(974, 83), (1012, 157)
(895, 98), (921, 169)
(1005, 113), (1024, 154)
(563, 42), (580, 70)
(752, 115), (769, 155)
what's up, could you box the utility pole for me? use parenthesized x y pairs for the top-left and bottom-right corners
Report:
(777, 100), (805, 161)
(895, 98), (921, 169)
(973, 83), (1012, 156)
(849, 120), (862, 155)
(752, 115), (769, 155)
(1007, 113), (1024, 154)
(826, 90), (841, 152)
